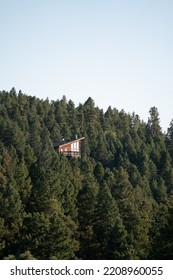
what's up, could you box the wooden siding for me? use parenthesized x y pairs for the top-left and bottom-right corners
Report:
(54, 137), (85, 158)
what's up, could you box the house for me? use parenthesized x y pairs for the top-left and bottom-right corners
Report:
(54, 137), (85, 158)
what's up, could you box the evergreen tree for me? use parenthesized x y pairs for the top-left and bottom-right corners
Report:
(94, 181), (129, 259)
(0, 89), (173, 260)
(76, 161), (99, 259)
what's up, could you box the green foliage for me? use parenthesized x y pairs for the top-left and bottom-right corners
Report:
(76, 161), (99, 259)
(0, 89), (173, 259)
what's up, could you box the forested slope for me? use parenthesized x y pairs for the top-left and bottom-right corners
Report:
(0, 88), (173, 260)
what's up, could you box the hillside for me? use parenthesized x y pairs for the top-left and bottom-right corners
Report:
(0, 88), (173, 260)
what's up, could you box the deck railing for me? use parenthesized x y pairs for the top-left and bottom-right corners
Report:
(61, 151), (81, 157)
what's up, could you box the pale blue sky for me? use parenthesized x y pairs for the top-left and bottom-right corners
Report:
(1, 0), (173, 131)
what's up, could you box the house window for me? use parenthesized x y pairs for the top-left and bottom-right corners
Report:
(74, 141), (79, 151)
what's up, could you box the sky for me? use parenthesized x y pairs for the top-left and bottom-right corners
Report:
(0, 0), (173, 131)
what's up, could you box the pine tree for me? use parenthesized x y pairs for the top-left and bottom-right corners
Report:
(77, 161), (99, 259)
(94, 181), (129, 259)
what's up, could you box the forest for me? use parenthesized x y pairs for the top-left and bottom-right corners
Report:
(0, 88), (173, 260)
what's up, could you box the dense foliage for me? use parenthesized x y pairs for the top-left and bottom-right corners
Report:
(0, 88), (173, 260)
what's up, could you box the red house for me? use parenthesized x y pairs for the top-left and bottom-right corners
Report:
(54, 137), (85, 158)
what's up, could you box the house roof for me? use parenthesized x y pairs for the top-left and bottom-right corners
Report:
(54, 137), (85, 148)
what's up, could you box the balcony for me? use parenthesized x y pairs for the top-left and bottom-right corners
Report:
(60, 151), (81, 158)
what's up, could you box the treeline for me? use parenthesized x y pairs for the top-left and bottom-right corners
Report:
(0, 88), (173, 260)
